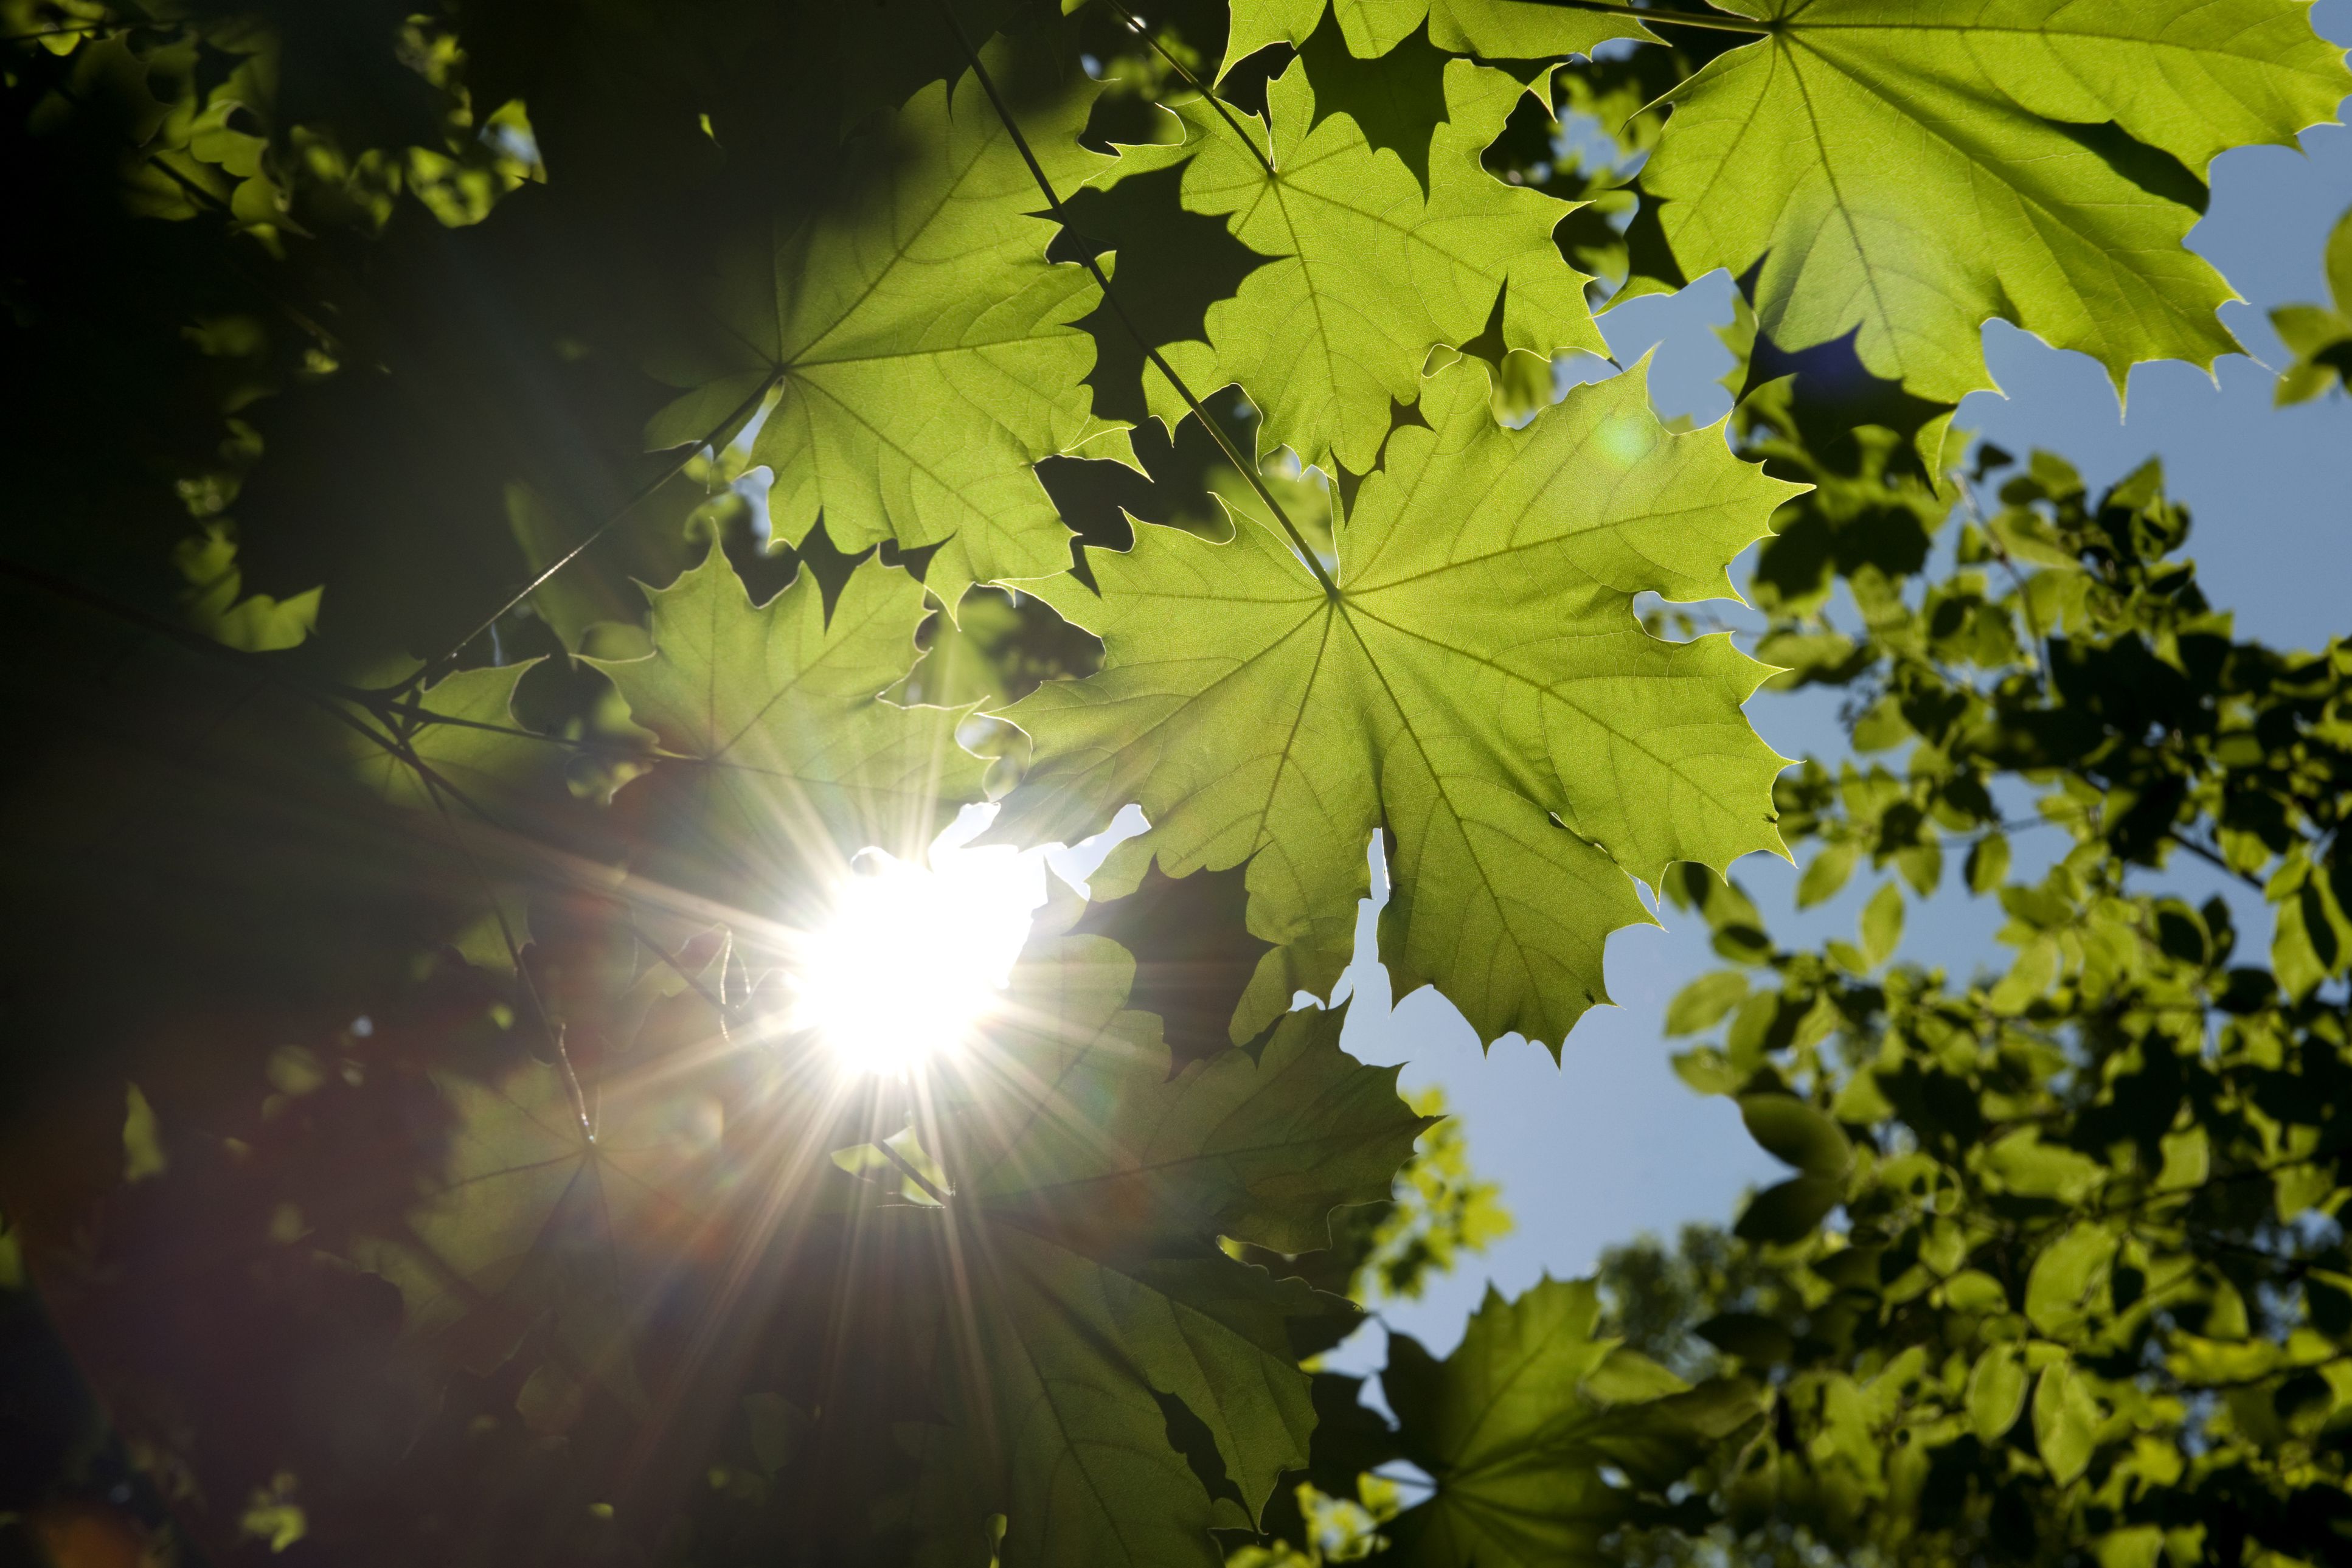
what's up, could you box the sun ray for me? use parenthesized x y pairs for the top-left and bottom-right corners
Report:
(786, 814), (1049, 1077)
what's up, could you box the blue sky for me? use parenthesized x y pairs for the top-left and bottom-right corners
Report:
(1322, 4), (2352, 1360)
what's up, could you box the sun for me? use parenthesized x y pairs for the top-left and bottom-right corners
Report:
(788, 822), (1048, 1077)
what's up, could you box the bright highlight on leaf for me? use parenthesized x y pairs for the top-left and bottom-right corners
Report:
(788, 834), (1046, 1077)
(589, 543), (985, 907)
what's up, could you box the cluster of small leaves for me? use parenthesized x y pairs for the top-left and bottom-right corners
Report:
(2, 4), (2347, 1567)
(2, 0), (541, 651)
(1611, 394), (2352, 1564)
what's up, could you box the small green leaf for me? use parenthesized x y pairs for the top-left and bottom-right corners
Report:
(1941, 1270), (2009, 1314)
(1966, 833), (2011, 895)
(1797, 840), (1858, 908)
(1670, 1047), (1741, 1097)
(122, 1083), (167, 1184)
(1737, 1094), (1852, 1179)
(1968, 1343), (2028, 1443)
(2025, 1223), (2118, 1337)
(1733, 1174), (1842, 1244)
(1665, 972), (1748, 1037)
(2032, 1358), (2102, 1486)
(1859, 882), (1904, 968)
(2270, 204), (2352, 405)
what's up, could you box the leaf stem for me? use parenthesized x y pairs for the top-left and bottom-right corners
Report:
(412, 369), (784, 691)
(2162, 829), (2266, 893)
(878, 1140), (953, 1205)
(1092, 0), (1275, 178)
(932, 4), (1342, 598)
(1555, 1), (1771, 35)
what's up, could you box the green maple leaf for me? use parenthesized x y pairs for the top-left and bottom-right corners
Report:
(588, 543), (983, 899)
(895, 898), (1426, 1566)
(1226, 0), (1659, 62)
(991, 359), (1798, 1052)
(1376, 1276), (1759, 1567)
(352, 1044), (729, 1434)
(1642, 0), (2352, 411)
(641, 40), (1131, 606)
(1111, 55), (1605, 472)
(347, 660), (553, 813)
(2273, 203), (2352, 405)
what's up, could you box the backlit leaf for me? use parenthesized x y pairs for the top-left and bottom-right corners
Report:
(1859, 881), (1904, 968)
(349, 661), (550, 813)
(352, 1053), (726, 1430)
(1737, 1092), (1851, 1179)
(903, 904), (1425, 1566)
(1376, 1276), (1758, 1567)
(1226, 0), (1658, 63)
(1644, 0), (2352, 409)
(642, 41), (1132, 604)
(1967, 1342), (2028, 1443)
(1110, 57), (1606, 471)
(589, 543), (983, 900)
(2032, 1357), (2103, 1486)
(993, 360), (1797, 1051)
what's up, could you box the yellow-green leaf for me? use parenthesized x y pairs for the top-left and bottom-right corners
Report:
(1227, 0), (1657, 63)
(642, 42), (1130, 604)
(993, 361), (1799, 1051)
(1645, 0), (2352, 411)
(1112, 58), (1605, 472)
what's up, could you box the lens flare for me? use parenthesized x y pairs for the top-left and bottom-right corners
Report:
(789, 836), (1044, 1077)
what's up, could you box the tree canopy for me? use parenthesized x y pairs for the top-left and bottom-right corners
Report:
(1, 4), (2347, 1566)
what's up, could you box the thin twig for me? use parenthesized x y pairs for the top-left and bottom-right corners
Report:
(412, 755), (597, 1139)
(2163, 830), (2266, 893)
(1092, 0), (1274, 178)
(628, 919), (738, 1029)
(1955, 472), (2048, 678)
(934, 3), (1342, 598)
(879, 1140), (953, 1205)
(1, 553), (600, 1126)
(0, 556), (487, 771)
(412, 370), (783, 690)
